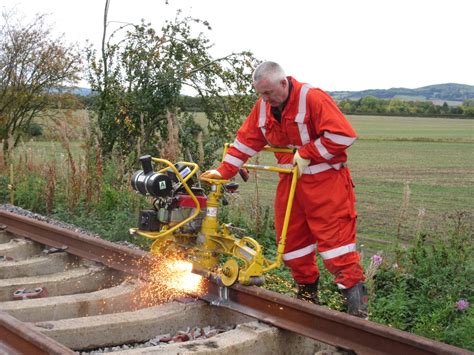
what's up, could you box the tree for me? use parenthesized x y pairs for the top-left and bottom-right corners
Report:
(462, 99), (474, 117)
(0, 9), (81, 160)
(87, 2), (258, 167)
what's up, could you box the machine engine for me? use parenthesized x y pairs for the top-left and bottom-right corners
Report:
(131, 155), (207, 233)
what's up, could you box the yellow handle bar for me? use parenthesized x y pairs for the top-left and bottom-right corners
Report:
(222, 143), (299, 272)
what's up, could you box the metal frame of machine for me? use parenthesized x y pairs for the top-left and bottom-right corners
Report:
(130, 144), (298, 286)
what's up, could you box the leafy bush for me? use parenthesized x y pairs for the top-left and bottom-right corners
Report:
(14, 174), (47, 213)
(27, 123), (43, 137)
(370, 231), (473, 350)
(0, 175), (9, 203)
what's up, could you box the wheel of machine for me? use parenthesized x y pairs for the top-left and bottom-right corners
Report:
(221, 258), (239, 286)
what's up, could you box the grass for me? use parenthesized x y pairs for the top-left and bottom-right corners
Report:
(12, 141), (83, 164)
(230, 115), (474, 244)
(32, 109), (90, 140)
(347, 115), (474, 142)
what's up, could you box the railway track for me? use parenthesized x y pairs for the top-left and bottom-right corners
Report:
(0, 209), (469, 354)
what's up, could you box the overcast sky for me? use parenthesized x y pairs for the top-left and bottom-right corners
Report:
(3, 0), (474, 91)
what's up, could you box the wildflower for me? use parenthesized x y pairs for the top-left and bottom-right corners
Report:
(455, 299), (469, 311)
(371, 254), (383, 266)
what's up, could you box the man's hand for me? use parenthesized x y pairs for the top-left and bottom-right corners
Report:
(200, 169), (222, 180)
(293, 151), (310, 178)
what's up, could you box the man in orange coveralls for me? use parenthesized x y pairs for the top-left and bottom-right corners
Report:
(201, 61), (367, 318)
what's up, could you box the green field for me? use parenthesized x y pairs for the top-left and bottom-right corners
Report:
(228, 115), (474, 250)
(347, 115), (473, 141)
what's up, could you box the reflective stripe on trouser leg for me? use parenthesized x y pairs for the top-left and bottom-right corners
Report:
(319, 243), (356, 260)
(317, 216), (364, 289)
(303, 168), (365, 289)
(274, 175), (319, 284)
(282, 244), (315, 261)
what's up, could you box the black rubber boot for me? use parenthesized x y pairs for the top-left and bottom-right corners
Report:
(341, 282), (368, 318)
(297, 278), (319, 304)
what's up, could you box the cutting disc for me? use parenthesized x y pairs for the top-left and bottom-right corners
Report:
(221, 258), (239, 286)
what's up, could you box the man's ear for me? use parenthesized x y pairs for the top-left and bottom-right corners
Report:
(280, 79), (287, 88)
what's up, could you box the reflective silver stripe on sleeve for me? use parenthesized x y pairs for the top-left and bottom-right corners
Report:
(258, 100), (268, 141)
(278, 163), (294, 169)
(319, 243), (356, 260)
(233, 139), (257, 157)
(282, 244), (315, 261)
(315, 138), (334, 160)
(224, 154), (244, 168)
(324, 132), (356, 146)
(294, 84), (311, 145)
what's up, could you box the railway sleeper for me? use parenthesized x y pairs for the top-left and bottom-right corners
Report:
(0, 236), (43, 260)
(0, 252), (78, 279)
(0, 263), (123, 301)
(0, 229), (12, 243)
(33, 300), (345, 354)
(0, 280), (142, 322)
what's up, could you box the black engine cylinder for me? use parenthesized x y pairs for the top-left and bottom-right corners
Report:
(131, 170), (172, 197)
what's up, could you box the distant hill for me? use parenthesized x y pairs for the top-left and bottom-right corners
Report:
(71, 87), (92, 96)
(66, 87), (91, 96)
(329, 83), (474, 104)
(68, 83), (474, 104)
(48, 87), (92, 96)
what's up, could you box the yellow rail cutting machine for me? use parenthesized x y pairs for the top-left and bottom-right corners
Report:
(129, 144), (298, 286)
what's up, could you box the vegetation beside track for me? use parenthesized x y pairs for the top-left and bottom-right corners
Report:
(0, 112), (472, 350)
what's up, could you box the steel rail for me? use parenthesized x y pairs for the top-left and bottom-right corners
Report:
(0, 310), (73, 354)
(0, 210), (148, 275)
(0, 210), (470, 355)
(200, 281), (469, 355)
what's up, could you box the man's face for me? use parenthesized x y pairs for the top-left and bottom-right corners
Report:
(253, 78), (288, 107)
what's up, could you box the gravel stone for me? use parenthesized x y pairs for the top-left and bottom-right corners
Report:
(0, 204), (142, 250)
(0, 204), (101, 238)
(79, 325), (234, 353)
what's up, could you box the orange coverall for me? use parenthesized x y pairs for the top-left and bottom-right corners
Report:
(216, 77), (365, 289)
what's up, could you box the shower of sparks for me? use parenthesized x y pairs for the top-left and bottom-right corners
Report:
(128, 254), (205, 308)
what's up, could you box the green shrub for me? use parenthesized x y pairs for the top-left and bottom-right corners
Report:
(14, 174), (46, 213)
(370, 232), (473, 350)
(28, 123), (43, 137)
(0, 175), (9, 203)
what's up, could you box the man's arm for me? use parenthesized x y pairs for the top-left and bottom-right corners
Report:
(297, 89), (357, 163)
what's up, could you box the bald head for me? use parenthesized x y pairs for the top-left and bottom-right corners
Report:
(252, 61), (289, 107)
(253, 61), (286, 85)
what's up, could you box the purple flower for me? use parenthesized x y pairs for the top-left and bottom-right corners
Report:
(456, 299), (469, 311)
(371, 254), (383, 266)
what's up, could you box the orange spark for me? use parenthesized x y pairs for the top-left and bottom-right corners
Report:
(132, 254), (205, 307)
